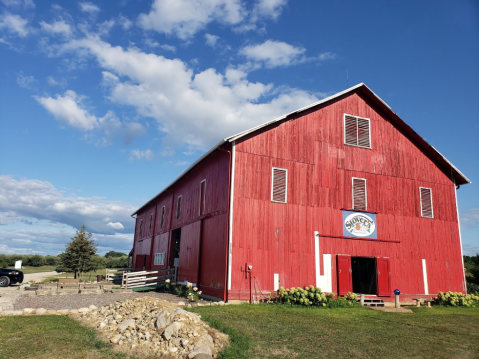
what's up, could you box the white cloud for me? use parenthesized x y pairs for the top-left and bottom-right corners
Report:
(462, 207), (479, 228)
(130, 149), (154, 161)
(204, 33), (219, 48)
(107, 222), (124, 230)
(251, 0), (288, 22)
(138, 0), (246, 40)
(0, 175), (136, 235)
(59, 35), (319, 151)
(79, 2), (100, 13)
(160, 44), (176, 52)
(118, 15), (132, 30)
(47, 76), (67, 87)
(123, 122), (146, 145)
(239, 40), (306, 68)
(1, 0), (35, 9)
(39, 19), (72, 37)
(318, 52), (336, 61)
(97, 19), (115, 36)
(0, 13), (29, 37)
(16, 73), (36, 89)
(35, 90), (98, 131)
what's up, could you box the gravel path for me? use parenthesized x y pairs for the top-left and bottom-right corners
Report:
(14, 292), (191, 310)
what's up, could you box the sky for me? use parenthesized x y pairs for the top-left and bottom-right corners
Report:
(0, 0), (478, 256)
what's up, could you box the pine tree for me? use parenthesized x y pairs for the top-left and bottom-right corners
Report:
(58, 225), (97, 279)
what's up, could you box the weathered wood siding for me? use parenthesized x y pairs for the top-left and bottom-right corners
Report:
(229, 91), (464, 300)
(132, 149), (230, 299)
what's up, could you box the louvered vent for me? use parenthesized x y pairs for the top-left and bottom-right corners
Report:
(176, 196), (182, 220)
(271, 168), (287, 203)
(352, 178), (367, 210)
(420, 187), (433, 218)
(160, 206), (165, 228)
(149, 213), (153, 234)
(344, 115), (371, 148)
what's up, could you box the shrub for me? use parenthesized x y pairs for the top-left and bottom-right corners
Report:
(169, 281), (201, 301)
(270, 286), (357, 308)
(433, 291), (479, 307)
(466, 282), (479, 295)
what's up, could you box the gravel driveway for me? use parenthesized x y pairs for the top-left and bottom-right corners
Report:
(14, 292), (191, 311)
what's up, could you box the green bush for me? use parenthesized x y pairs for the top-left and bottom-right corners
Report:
(270, 285), (358, 308)
(433, 291), (479, 307)
(25, 254), (45, 267)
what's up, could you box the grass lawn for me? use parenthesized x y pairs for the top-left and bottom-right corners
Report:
(0, 315), (128, 359)
(19, 266), (57, 274)
(189, 305), (479, 359)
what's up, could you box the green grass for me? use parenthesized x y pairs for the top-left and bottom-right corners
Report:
(0, 315), (129, 359)
(18, 266), (57, 274)
(189, 304), (479, 359)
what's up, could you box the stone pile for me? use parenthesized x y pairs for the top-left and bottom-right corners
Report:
(76, 297), (229, 358)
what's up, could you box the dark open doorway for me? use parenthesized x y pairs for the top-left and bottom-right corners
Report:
(351, 257), (377, 295)
(171, 228), (182, 268)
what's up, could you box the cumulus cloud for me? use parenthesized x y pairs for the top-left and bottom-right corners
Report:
(0, 176), (136, 235)
(239, 40), (306, 68)
(251, 0), (288, 22)
(130, 149), (154, 162)
(58, 36), (319, 151)
(204, 33), (219, 48)
(462, 207), (479, 228)
(79, 2), (100, 13)
(39, 19), (72, 37)
(138, 0), (246, 40)
(16, 73), (36, 89)
(0, 229), (133, 255)
(35, 90), (98, 130)
(107, 222), (124, 230)
(118, 14), (132, 30)
(0, 0), (34, 9)
(0, 13), (29, 37)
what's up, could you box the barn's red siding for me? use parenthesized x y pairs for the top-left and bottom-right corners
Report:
(132, 149), (230, 299)
(229, 92), (464, 301)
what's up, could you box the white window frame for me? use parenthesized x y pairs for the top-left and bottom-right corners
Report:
(160, 205), (165, 228)
(176, 195), (182, 221)
(352, 177), (367, 211)
(154, 252), (165, 266)
(199, 179), (206, 216)
(419, 187), (434, 218)
(343, 113), (371, 149)
(271, 167), (288, 204)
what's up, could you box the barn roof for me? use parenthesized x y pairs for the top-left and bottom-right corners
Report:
(132, 83), (470, 216)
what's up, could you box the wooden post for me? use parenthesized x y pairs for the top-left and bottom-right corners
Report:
(395, 294), (400, 308)
(360, 294), (365, 306)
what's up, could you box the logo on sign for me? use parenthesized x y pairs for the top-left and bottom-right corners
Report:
(344, 213), (376, 237)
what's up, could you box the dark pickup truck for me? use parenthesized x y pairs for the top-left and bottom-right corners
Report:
(0, 268), (24, 287)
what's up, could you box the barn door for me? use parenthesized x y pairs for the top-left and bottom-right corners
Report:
(178, 221), (201, 285)
(337, 255), (352, 296)
(376, 257), (391, 297)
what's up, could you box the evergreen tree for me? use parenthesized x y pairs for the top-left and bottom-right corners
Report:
(58, 225), (97, 279)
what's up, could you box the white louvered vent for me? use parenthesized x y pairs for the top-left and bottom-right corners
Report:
(420, 187), (433, 218)
(160, 206), (165, 228)
(352, 178), (367, 211)
(344, 114), (371, 148)
(176, 196), (182, 220)
(271, 168), (287, 203)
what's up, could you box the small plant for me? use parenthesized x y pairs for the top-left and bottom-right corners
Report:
(270, 285), (357, 308)
(171, 281), (202, 301)
(433, 291), (479, 307)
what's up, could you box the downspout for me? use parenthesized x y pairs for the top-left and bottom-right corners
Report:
(217, 144), (232, 302)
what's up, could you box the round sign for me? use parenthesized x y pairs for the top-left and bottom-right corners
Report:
(344, 213), (376, 237)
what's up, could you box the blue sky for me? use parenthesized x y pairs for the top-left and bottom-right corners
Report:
(0, 0), (478, 256)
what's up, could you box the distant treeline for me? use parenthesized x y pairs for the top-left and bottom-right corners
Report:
(0, 251), (129, 269)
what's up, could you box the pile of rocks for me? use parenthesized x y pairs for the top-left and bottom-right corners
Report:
(77, 297), (229, 358)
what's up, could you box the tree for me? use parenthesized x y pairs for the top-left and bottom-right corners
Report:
(58, 225), (98, 279)
(104, 251), (127, 258)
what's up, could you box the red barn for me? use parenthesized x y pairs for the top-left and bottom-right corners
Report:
(130, 83), (470, 303)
